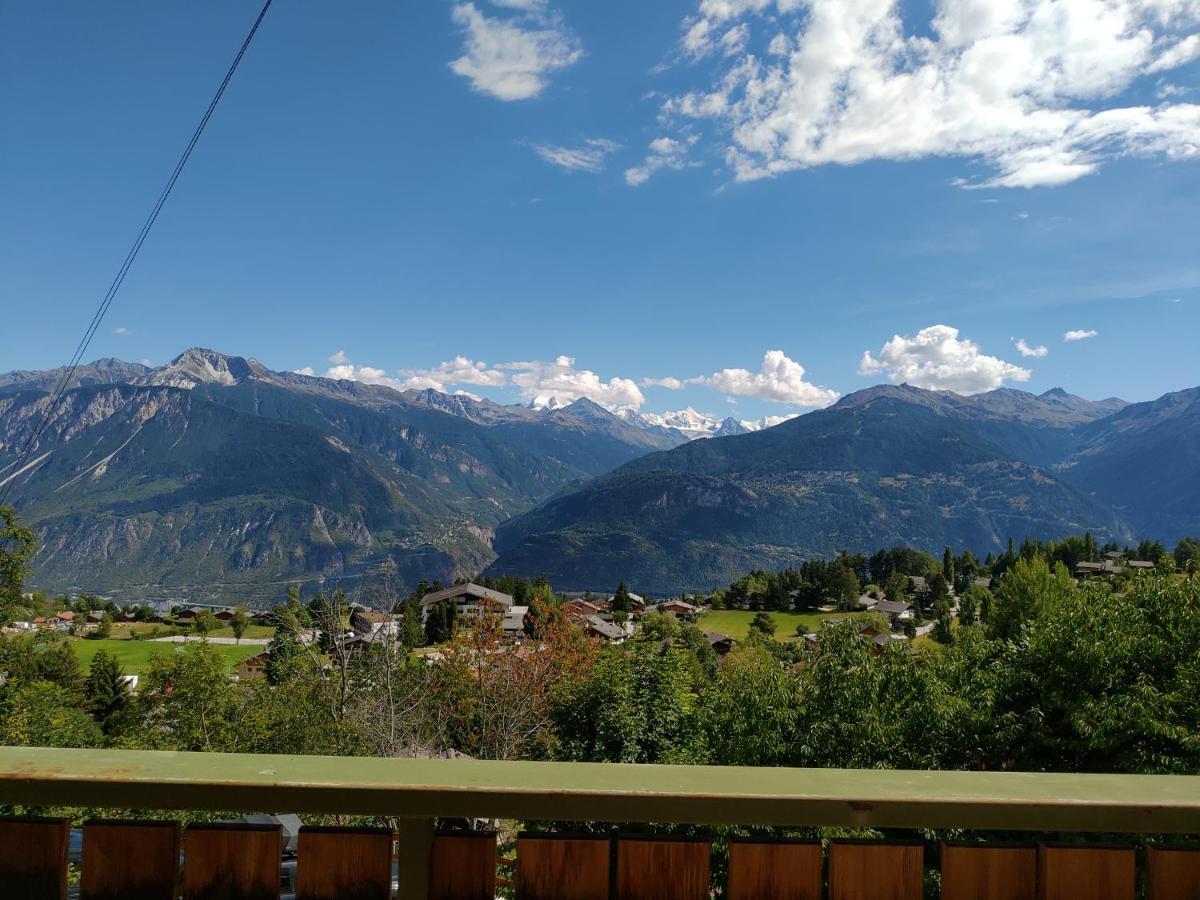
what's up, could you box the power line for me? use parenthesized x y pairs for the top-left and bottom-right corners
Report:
(0, 0), (274, 507)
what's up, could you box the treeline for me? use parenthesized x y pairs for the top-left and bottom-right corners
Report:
(3, 557), (1199, 777)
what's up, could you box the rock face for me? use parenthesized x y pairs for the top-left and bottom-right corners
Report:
(486, 384), (1196, 594)
(0, 350), (676, 605)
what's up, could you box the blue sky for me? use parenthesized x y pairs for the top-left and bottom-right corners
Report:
(2, 0), (1198, 421)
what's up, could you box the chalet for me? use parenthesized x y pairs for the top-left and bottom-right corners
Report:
(857, 594), (879, 611)
(705, 632), (734, 657)
(51, 611), (75, 626)
(503, 606), (530, 637)
(214, 609), (236, 623)
(657, 599), (700, 618)
(85, 612), (107, 625)
(419, 583), (513, 623)
(583, 615), (626, 643)
(874, 599), (913, 626)
(907, 576), (929, 596)
(562, 599), (602, 622)
(1128, 560), (1156, 570)
(239, 652), (270, 680)
(350, 609), (399, 639)
(174, 609), (198, 622)
(1076, 560), (1128, 577)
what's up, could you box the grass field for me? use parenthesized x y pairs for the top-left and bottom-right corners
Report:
(106, 623), (274, 641)
(696, 608), (871, 641)
(70, 639), (263, 674)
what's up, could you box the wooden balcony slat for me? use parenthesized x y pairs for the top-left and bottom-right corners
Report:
(940, 842), (1036, 900)
(828, 840), (923, 900)
(4, 747), (1200, 833)
(428, 831), (496, 900)
(81, 820), (181, 900)
(182, 823), (282, 900)
(616, 836), (710, 900)
(1038, 844), (1135, 900)
(516, 833), (610, 900)
(295, 826), (393, 900)
(0, 816), (70, 900)
(1147, 846), (1200, 900)
(726, 837), (822, 900)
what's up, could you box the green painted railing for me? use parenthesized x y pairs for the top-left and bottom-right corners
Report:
(2, 747), (1200, 834)
(4, 748), (1200, 897)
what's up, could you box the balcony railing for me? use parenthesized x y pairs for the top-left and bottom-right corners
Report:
(2, 746), (1200, 898)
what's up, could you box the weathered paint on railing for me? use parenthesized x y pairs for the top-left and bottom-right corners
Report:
(2, 747), (1200, 833)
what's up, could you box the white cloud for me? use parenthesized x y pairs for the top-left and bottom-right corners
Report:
(328, 350), (350, 365)
(641, 376), (685, 389)
(399, 356), (508, 391)
(658, 0), (1200, 188)
(450, 2), (582, 101)
(533, 138), (620, 172)
(625, 136), (694, 186)
(112, 326), (130, 335)
(860, 324), (1031, 393)
(690, 350), (839, 406)
(505, 355), (647, 409)
(1063, 328), (1099, 341)
(1147, 33), (1200, 73)
(1014, 337), (1049, 358)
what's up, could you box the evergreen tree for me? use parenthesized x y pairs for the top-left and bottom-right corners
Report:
(933, 600), (954, 644)
(612, 582), (631, 623)
(265, 626), (303, 685)
(943, 546), (955, 585)
(85, 650), (128, 734)
(36, 641), (85, 701)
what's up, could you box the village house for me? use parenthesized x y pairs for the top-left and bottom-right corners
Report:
(857, 594), (879, 611)
(656, 598), (700, 618)
(239, 652), (270, 679)
(214, 608), (236, 623)
(350, 609), (399, 639)
(705, 632), (734, 658)
(582, 615), (626, 643)
(503, 606), (530, 638)
(874, 599), (913, 627)
(419, 583), (513, 623)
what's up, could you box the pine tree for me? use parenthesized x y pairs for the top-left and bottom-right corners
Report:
(942, 546), (955, 585)
(612, 582), (631, 623)
(85, 650), (128, 733)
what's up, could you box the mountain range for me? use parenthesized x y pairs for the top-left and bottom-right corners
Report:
(1, 349), (1196, 600)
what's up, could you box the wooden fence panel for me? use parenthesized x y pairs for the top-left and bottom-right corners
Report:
(295, 826), (393, 900)
(516, 833), (611, 900)
(81, 820), (181, 900)
(1146, 846), (1200, 900)
(0, 817), (70, 900)
(940, 843), (1037, 900)
(1038, 844), (1135, 900)
(615, 836), (710, 900)
(428, 831), (497, 900)
(182, 823), (282, 900)
(828, 840), (923, 900)
(726, 837), (822, 900)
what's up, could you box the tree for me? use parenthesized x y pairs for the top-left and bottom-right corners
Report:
(989, 557), (1075, 642)
(0, 506), (36, 619)
(1174, 537), (1200, 569)
(933, 599), (954, 644)
(833, 566), (860, 612)
(94, 611), (113, 639)
(193, 610), (219, 637)
(943, 546), (955, 585)
(958, 588), (979, 628)
(749, 611), (777, 638)
(424, 600), (457, 645)
(137, 644), (238, 751)
(612, 582), (631, 624)
(36, 641), (86, 702)
(230, 606), (250, 643)
(0, 681), (102, 748)
(884, 571), (909, 604)
(85, 650), (129, 734)
(265, 625), (304, 685)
